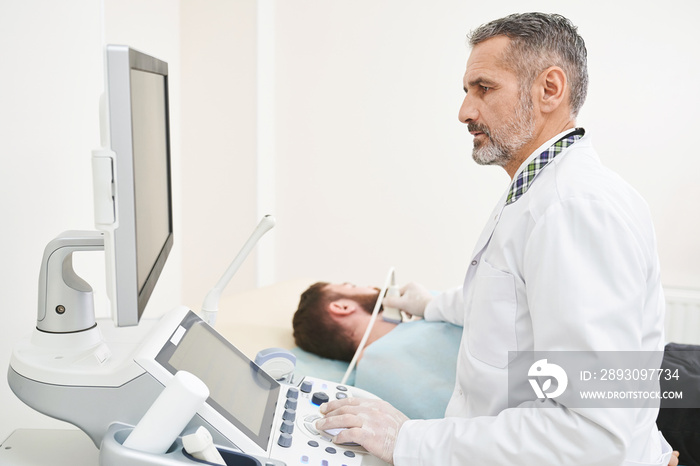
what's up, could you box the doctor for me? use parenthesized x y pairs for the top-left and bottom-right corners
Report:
(315, 12), (674, 466)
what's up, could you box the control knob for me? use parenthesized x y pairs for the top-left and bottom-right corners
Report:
(312, 391), (330, 406)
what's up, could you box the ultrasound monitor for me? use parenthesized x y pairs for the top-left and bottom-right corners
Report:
(94, 45), (174, 327)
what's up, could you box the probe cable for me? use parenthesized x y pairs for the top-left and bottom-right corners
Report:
(340, 267), (395, 385)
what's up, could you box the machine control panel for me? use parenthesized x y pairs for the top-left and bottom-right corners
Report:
(139, 307), (387, 466)
(270, 376), (382, 466)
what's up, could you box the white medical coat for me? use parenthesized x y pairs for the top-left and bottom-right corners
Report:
(394, 131), (672, 465)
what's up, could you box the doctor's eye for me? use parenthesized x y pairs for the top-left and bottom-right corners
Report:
(481, 86), (491, 93)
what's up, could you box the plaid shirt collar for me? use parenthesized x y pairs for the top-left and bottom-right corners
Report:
(505, 128), (585, 205)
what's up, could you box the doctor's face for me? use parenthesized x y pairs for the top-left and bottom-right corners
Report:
(458, 36), (535, 169)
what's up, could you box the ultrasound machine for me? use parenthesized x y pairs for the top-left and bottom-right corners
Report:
(7, 45), (387, 466)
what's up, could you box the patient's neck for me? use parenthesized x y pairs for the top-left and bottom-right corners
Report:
(354, 315), (397, 360)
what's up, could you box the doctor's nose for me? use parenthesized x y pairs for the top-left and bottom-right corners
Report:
(458, 94), (477, 124)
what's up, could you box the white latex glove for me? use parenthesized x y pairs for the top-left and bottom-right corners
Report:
(382, 282), (433, 318)
(316, 398), (408, 465)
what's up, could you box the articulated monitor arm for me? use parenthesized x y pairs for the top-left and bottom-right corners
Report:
(36, 230), (105, 334)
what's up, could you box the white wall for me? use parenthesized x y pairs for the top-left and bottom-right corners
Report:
(271, 0), (700, 291)
(179, 0), (261, 309)
(273, 1), (497, 289)
(0, 0), (104, 441)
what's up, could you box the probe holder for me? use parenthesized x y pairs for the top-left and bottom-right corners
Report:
(100, 423), (281, 466)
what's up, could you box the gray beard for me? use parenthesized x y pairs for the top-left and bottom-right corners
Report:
(470, 94), (535, 167)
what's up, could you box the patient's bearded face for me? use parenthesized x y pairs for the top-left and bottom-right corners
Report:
(325, 283), (380, 314)
(353, 290), (381, 314)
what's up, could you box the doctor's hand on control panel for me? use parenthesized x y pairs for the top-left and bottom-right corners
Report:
(315, 399), (409, 464)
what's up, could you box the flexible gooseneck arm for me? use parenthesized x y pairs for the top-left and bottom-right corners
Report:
(201, 215), (276, 326)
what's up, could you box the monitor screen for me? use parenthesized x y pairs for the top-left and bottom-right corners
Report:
(130, 69), (171, 297)
(99, 45), (173, 327)
(155, 311), (280, 450)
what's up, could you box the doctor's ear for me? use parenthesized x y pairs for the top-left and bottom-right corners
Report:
(327, 299), (358, 317)
(535, 66), (567, 114)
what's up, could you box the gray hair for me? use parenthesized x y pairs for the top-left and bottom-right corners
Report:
(468, 12), (588, 118)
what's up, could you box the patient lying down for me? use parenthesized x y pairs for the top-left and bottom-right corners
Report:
(292, 282), (461, 420)
(293, 282), (397, 362)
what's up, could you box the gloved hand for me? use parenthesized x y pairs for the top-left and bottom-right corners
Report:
(382, 282), (433, 318)
(316, 398), (409, 464)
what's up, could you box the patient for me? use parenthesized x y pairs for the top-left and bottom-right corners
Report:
(292, 282), (462, 420)
(292, 282), (396, 361)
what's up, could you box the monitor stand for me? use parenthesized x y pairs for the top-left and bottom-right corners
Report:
(36, 230), (104, 334)
(6, 230), (153, 447)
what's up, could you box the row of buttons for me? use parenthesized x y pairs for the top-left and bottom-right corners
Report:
(277, 387), (301, 448)
(304, 442), (356, 458)
(300, 457), (351, 466)
(311, 390), (348, 404)
(300, 380), (349, 395)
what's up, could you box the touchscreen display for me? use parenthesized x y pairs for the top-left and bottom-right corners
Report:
(155, 312), (280, 450)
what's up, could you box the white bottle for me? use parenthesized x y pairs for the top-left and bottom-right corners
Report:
(123, 371), (209, 454)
